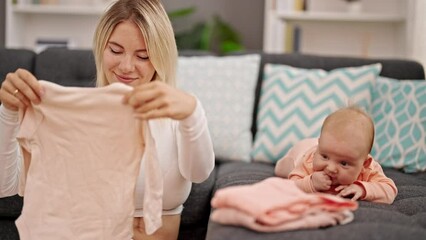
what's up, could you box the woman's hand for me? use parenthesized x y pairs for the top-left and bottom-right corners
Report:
(122, 81), (196, 120)
(0, 68), (43, 111)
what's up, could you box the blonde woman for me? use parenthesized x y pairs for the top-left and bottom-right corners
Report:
(0, 0), (215, 239)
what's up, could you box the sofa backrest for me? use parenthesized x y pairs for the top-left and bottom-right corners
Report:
(250, 53), (426, 137)
(34, 48), (96, 87)
(0, 48), (36, 86)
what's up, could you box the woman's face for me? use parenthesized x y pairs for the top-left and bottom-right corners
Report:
(103, 20), (156, 87)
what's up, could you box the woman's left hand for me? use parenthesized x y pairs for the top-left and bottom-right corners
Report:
(122, 81), (196, 120)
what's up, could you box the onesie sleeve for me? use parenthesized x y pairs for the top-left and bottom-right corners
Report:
(176, 98), (215, 183)
(355, 160), (398, 204)
(15, 104), (43, 196)
(288, 149), (317, 193)
(16, 105), (42, 152)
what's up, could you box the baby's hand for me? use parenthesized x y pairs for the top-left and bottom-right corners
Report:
(335, 184), (365, 201)
(311, 171), (332, 191)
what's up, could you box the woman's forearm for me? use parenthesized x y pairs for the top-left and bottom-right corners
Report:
(0, 105), (21, 197)
(177, 99), (215, 183)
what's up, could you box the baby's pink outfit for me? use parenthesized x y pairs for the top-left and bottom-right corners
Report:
(210, 177), (358, 232)
(16, 81), (162, 239)
(284, 138), (398, 204)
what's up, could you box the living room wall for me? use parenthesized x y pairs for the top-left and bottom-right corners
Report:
(1, 0), (264, 51)
(156, 0), (264, 51)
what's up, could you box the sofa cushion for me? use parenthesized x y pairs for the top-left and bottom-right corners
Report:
(177, 54), (261, 162)
(213, 162), (275, 193)
(251, 63), (381, 163)
(371, 77), (426, 173)
(0, 195), (22, 218)
(179, 167), (216, 240)
(206, 168), (426, 240)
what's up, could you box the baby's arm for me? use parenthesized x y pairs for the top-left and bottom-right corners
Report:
(342, 161), (397, 204)
(289, 170), (332, 193)
(356, 172), (397, 204)
(335, 184), (365, 201)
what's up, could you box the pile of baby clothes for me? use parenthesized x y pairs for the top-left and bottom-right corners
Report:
(210, 177), (358, 232)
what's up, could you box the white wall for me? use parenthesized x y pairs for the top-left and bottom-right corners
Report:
(406, 0), (426, 68)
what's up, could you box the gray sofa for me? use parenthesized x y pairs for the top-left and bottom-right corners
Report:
(0, 48), (425, 240)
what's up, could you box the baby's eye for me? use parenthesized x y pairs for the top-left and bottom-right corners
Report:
(340, 161), (348, 166)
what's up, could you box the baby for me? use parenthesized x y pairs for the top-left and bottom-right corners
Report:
(275, 106), (398, 204)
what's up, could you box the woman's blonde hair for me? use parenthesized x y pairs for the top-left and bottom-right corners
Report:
(93, 0), (177, 87)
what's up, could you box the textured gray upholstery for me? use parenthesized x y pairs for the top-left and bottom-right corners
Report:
(206, 162), (426, 240)
(0, 48), (36, 86)
(0, 48), (425, 240)
(34, 48), (96, 87)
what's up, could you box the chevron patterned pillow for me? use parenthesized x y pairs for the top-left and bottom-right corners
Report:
(251, 63), (382, 163)
(371, 77), (426, 173)
(177, 54), (261, 162)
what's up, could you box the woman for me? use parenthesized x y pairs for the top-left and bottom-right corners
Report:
(0, 0), (215, 239)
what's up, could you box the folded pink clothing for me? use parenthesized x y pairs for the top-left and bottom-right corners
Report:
(210, 208), (354, 233)
(210, 177), (357, 231)
(15, 81), (162, 239)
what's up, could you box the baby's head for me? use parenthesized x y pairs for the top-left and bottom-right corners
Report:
(313, 106), (375, 186)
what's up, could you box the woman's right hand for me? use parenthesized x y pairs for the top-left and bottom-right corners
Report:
(0, 68), (43, 111)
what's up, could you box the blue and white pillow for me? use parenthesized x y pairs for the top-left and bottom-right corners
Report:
(371, 77), (426, 173)
(251, 63), (382, 163)
(177, 54), (261, 162)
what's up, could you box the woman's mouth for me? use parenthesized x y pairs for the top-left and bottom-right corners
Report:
(115, 73), (136, 84)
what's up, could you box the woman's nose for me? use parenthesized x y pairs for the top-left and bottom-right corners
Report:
(119, 55), (135, 73)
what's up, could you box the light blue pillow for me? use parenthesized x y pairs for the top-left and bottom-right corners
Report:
(371, 77), (426, 173)
(177, 54), (261, 162)
(251, 63), (381, 163)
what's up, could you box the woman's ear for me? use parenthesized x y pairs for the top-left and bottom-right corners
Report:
(363, 155), (373, 168)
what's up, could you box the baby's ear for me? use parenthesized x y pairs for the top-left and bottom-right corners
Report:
(363, 156), (373, 168)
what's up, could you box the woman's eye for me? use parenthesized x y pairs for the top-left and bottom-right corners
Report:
(138, 55), (149, 60)
(110, 48), (121, 54)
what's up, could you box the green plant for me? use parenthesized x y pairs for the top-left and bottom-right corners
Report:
(168, 7), (244, 54)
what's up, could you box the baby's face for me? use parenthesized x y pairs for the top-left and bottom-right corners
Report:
(313, 129), (369, 186)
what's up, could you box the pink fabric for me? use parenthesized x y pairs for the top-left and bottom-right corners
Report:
(210, 177), (357, 232)
(141, 121), (163, 235)
(210, 208), (353, 232)
(275, 138), (318, 178)
(15, 81), (162, 239)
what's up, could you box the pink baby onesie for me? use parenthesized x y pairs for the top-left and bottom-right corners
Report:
(210, 177), (358, 232)
(16, 81), (162, 239)
(286, 138), (398, 204)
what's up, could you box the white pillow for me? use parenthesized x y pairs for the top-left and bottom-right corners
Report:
(177, 54), (261, 162)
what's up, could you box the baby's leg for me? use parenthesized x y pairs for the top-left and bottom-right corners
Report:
(274, 138), (318, 178)
(275, 155), (296, 178)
